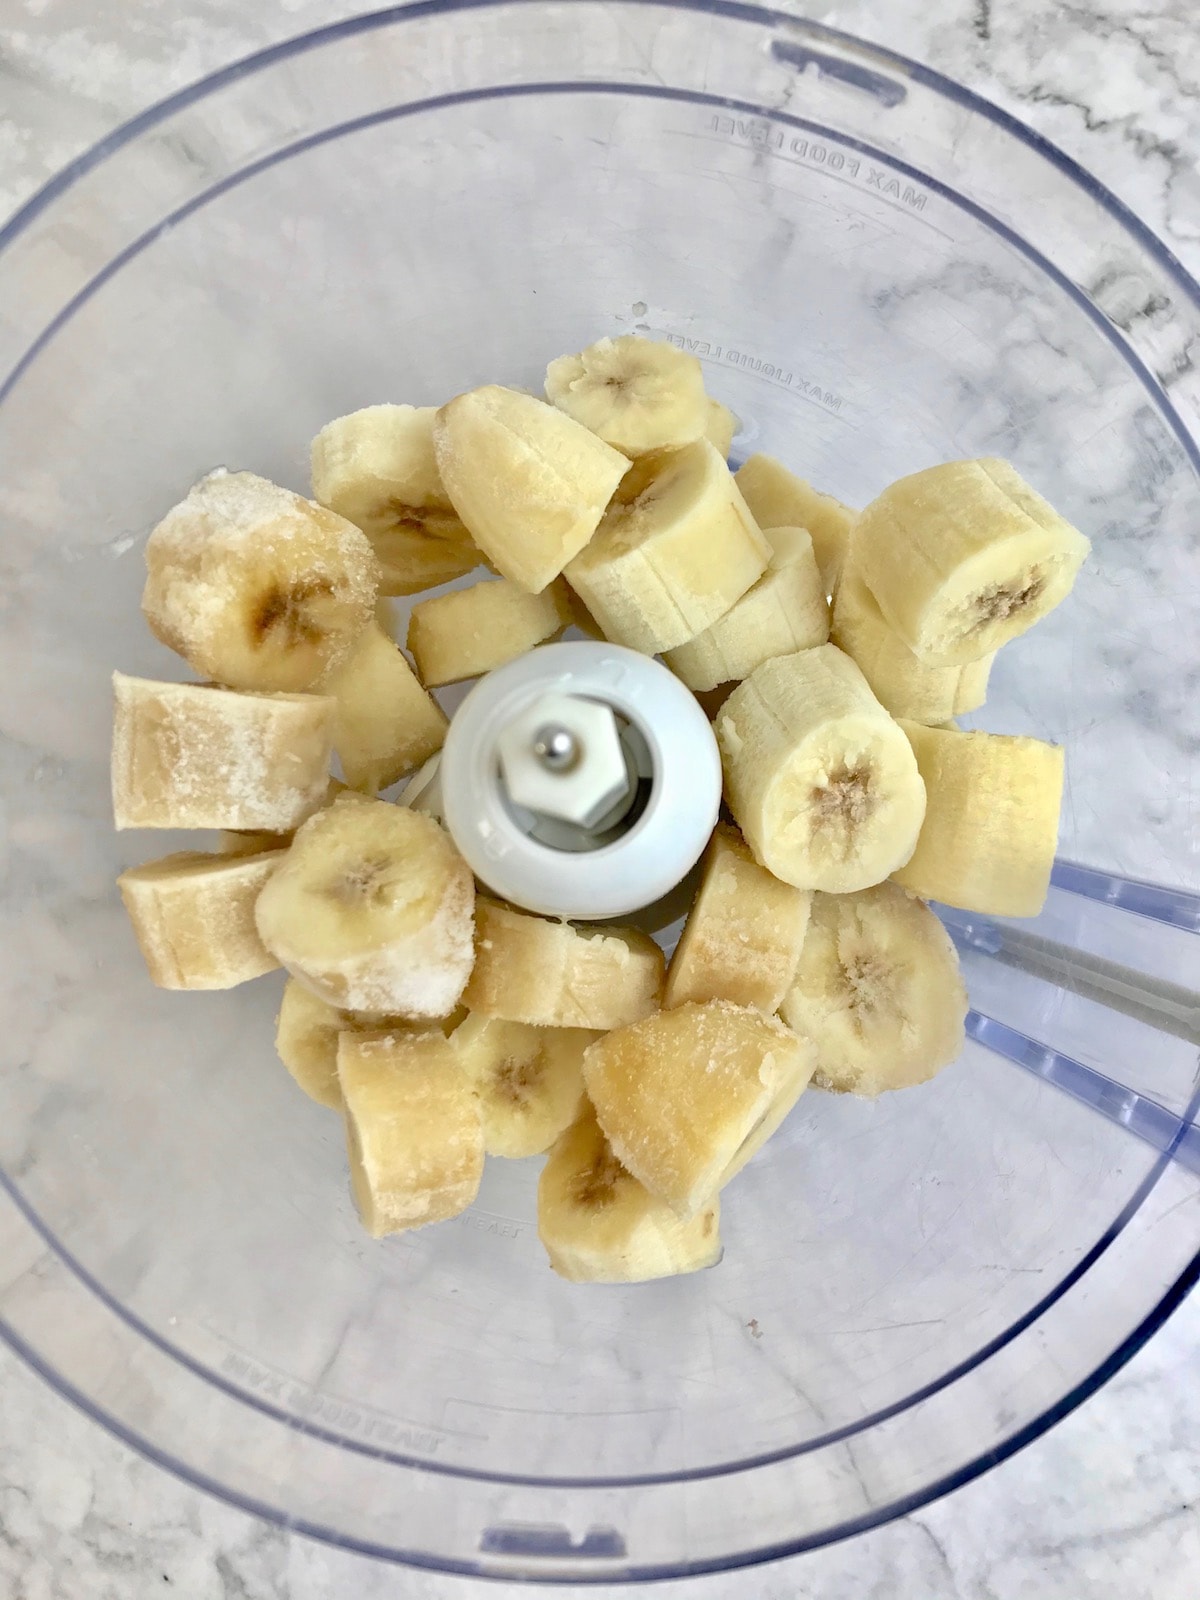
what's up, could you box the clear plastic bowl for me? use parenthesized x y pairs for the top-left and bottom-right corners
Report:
(1, 1), (1197, 1583)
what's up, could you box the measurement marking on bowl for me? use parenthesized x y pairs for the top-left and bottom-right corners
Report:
(660, 330), (849, 419)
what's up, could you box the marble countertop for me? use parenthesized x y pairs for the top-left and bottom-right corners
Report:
(1, 0), (1197, 1596)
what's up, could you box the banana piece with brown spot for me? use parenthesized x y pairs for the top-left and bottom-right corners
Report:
(449, 1013), (597, 1157)
(545, 334), (708, 457)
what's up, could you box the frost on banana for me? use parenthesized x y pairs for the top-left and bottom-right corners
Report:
(538, 1107), (722, 1283)
(320, 620), (446, 792)
(893, 721), (1064, 917)
(118, 848), (285, 989)
(565, 439), (770, 654)
(716, 644), (926, 893)
(583, 1000), (814, 1219)
(852, 458), (1090, 665)
(545, 334), (708, 458)
(218, 777), (349, 857)
(449, 1013), (596, 1157)
(780, 882), (967, 1096)
(142, 469), (380, 692)
(734, 454), (857, 592)
(407, 576), (573, 687)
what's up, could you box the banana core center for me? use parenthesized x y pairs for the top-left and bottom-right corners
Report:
(253, 578), (334, 647)
(572, 1147), (627, 1209)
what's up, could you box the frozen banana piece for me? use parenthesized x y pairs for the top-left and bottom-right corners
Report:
(311, 404), (479, 596)
(665, 524), (830, 691)
(433, 386), (629, 593)
(142, 469), (379, 692)
(255, 794), (475, 1016)
(545, 334), (707, 457)
(449, 1013), (595, 1157)
(111, 673), (335, 832)
(338, 1030), (483, 1237)
(664, 825), (811, 1012)
(852, 458), (1090, 665)
(831, 566), (993, 724)
(321, 620), (447, 793)
(893, 721), (1064, 916)
(463, 898), (664, 1030)
(118, 848), (284, 989)
(538, 1107), (722, 1282)
(780, 881), (967, 1095)
(716, 645), (926, 893)
(219, 777), (349, 855)
(583, 1000), (814, 1218)
(735, 454), (857, 592)
(407, 577), (573, 687)
(704, 397), (738, 460)
(565, 440), (770, 654)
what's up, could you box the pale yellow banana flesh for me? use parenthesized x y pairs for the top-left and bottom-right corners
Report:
(320, 620), (447, 793)
(449, 1013), (596, 1157)
(780, 881), (967, 1096)
(142, 470), (380, 693)
(664, 825), (811, 1012)
(118, 849), (285, 989)
(734, 454), (857, 592)
(538, 1107), (722, 1282)
(111, 673), (335, 832)
(716, 644), (927, 893)
(852, 458), (1091, 665)
(219, 778), (349, 856)
(545, 334), (708, 458)
(583, 1000), (814, 1219)
(893, 721), (1064, 916)
(407, 577), (573, 687)
(704, 397), (738, 459)
(338, 1030), (483, 1236)
(463, 898), (664, 1030)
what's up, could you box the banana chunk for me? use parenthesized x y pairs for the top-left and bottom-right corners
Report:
(449, 1013), (596, 1157)
(255, 794), (475, 1016)
(545, 334), (708, 457)
(142, 469), (380, 692)
(338, 1030), (483, 1237)
(665, 524), (830, 691)
(831, 566), (993, 724)
(664, 825), (811, 1012)
(463, 898), (664, 1030)
(704, 397), (738, 460)
(565, 440), (770, 654)
(407, 577), (573, 688)
(734, 454), (857, 592)
(118, 848), (284, 989)
(852, 458), (1090, 665)
(716, 645), (926, 893)
(583, 1001), (814, 1218)
(321, 620), (447, 793)
(219, 778), (349, 856)
(538, 1107), (722, 1282)
(780, 882), (967, 1095)
(112, 673), (335, 831)
(433, 386), (629, 593)
(310, 404), (479, 596)
(893, 722), (1064, 917)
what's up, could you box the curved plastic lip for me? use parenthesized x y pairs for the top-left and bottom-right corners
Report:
(1, 0), (1197, 1577)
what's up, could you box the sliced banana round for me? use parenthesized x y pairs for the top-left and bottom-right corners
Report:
(734, 454), (857, 594)
(852, 457), (1091, 665)
(564, 439), (770, 654)
(715, 644), (927, 893)
(254, 794), (475, 1017)
(537, 1107), (722, 1283)
(545, 334), (708, 457)
(780, 882), (967, 1095)
(449, 1013), (596, 1158)
(142, 469), (380, 692)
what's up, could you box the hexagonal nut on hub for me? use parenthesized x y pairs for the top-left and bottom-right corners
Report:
(497, 691), (631, 830)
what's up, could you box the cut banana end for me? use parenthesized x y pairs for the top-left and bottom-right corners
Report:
(852, 458), (1091, 665)
(734, 454), (857, 593)
(893, 722), (1064, 917)
(584, 1000), (814, 1219)
(254, 794), (475, 1016)
(538, 1107), (722, 1283)
(831, 566), (993, 724)
(665, 524), (830, 692)
(407, 577), (573, 687)
(112, 673), (335, 832)
(565, 440), (771, 654)
(463, 898), (664, 1030)
(310, 404), (480, 597)
(118, 849), (285, 989)
(716, 644), (927, 893)
(142, 469), (380, 692)
(704, 397), (738, 460)
(449, 1013), (596, 1157)
(545, 334), (708, 457)
(219, 778), (349, 856)
(433, 386), (629, 593)
(320, 620), (447, 793)
(338, 1030), (483, 1237)
(780, 881), (967, 1095)
(664, 825), (811, 1012)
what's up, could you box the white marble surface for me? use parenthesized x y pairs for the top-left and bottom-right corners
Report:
(0, 0), (1198, 1595)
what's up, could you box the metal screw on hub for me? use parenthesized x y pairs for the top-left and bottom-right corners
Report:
(532, 724), (581, 774)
